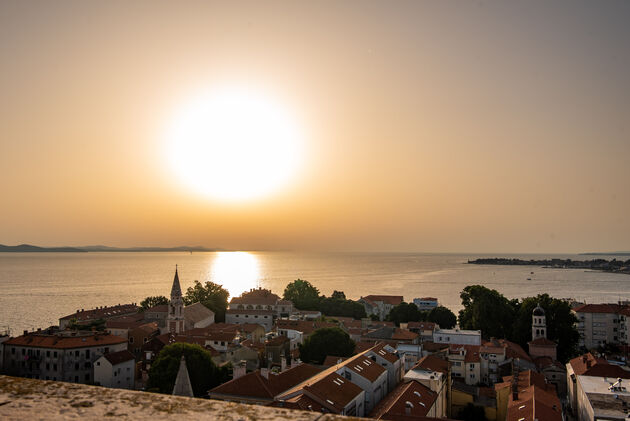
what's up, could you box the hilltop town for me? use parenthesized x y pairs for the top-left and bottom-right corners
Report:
(1, 269), (629, 421)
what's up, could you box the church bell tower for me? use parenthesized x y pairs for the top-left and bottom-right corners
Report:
(168, 265), (185, 334)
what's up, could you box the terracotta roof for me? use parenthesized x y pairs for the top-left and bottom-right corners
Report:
(406, 321), (436, 331)
(421, 341), (449, 352)
(364, 326), (418, 342)
(265, 335), (289, 346)
(145, 304), (168, 313)
(464, 345), (481, 363)
(344, 355), (387, 382)
(412, 355), (450, 375)
(5, 332), (127, 349)
(533, 356), (564, 370)
(361, 295), (404, 306)
(59, 304), (139, 321)
(184, 302), (215, 323)
(355, 341), (377, 353)
(569, 352), (630, 378)
(323, 355), (348, 367)
(303, 372), (363, 412)
(106, 318), (147, 330)
(209, 363), (322, 400)
(369, 380), (437, 419)
(528, 337), (556, 347)
(269, 393), (324, 412)
(505, 383), (562, 421)
(496, 370), (554, 394)
(573, 303), (627, 314)
(103, 350), (135, 365)
(370, 342), (400, 364)
(276, 320), (337, 335)
(229, 288), (281, 306)
(500, 339), (533, 362)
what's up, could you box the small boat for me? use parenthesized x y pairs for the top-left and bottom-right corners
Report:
(527, 277), (532, 280)
(531, 271), (534, 274)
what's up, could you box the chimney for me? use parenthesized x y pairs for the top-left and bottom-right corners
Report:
(512, 377), (519, 401)
(23, 330), (28, 336)
(233, 360), (247, 380)
(260, 368), (269, 379)
(281, 352), (287, 372)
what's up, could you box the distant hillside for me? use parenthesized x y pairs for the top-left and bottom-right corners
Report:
(0, 244), (223, 253)
(0, 244), (86, 252)
(80, 245), (224, 252)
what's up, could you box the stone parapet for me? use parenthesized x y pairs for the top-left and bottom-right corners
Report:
(0, 375), (361, 421)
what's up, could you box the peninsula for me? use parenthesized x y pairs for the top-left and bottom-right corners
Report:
(468, 257), (630, 275)
(0, 244), (223, 253)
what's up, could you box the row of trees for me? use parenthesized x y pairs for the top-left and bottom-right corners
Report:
(386, 302), (457, 329)
(283, 279), (367, 319)
(458, 285), (579, 362)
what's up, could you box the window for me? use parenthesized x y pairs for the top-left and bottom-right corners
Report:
(22, 349), (25, 355)
(74, 376), (79, 382)
(36, 350), (40, 356)
(96, 362), (100, 366)
(74, 363), (79, 370)
(53, 364), (57, 371)
(129, 337), (134, 343)
(11, 348), (15, 355)
(46, 363), (50, 370)
(85, 374), (90, 382)
(84, 362), (90, 369)
(46, 350), (50, 357)
(54, 351), (57, 358)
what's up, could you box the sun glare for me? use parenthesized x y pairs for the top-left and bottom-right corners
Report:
(210, 251), (260, 298)
(165, 87), (304, 201)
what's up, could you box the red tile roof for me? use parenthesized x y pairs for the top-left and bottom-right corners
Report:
(269, 393), (325, 412)
(412, 355), (450, 375)
(569, 352), (630, 378)
(322, 355), (348, 367)
(229, 288), (281, 306)
(362, 295), (404, 306)
(5, 332), (127, 349)
(209, 363), (322, 400)
(59, 304), (139, 321)
(276, 320), (337, 335)
(145, 304), (168, 313)
(345, 355), (387, 382)
(369, 380), (437, 419)
(370, 342), (400, 364)
(303, 372), (364, 413)
(406, 321), (437, 331)
(528, 337), (557, 347)
(103, 350), (135, 365)
(573, 303), (628, 314)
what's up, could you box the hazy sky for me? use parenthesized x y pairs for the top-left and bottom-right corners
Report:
(1, 1), (629, 253)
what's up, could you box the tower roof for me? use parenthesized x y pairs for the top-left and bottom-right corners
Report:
(171, 266), (182, 298)
(533, 304), (545, 316)
(172, 355), (194, 397)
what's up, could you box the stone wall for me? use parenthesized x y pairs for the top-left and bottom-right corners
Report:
(0, 375), (361, 421)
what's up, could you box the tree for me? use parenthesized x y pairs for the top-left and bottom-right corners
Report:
(319, 294), (367, 319)
(283, 279), (321, 310)
(147, 343), (229, 397)
(298, 327), (355, 364)
(458, 285), (517, 339)
(386, 302), (426, 326)
(427, 306), (457, 329)
(183, 280), (230, 322)
(140, 295), (169, 311)
(510, 294), (579, 363)
(331, 290), (346, 300)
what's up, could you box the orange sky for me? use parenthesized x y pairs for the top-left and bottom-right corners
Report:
(1, 1), (629, 253)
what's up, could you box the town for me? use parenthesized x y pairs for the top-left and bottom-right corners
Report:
(1, 268), (629, 421)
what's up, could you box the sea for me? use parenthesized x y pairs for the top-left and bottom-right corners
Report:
(1, 252), (629, 336)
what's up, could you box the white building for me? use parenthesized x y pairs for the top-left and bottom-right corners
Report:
(413, 297), (438, 312)
(433, 328), (481, 346)
(574, 375), (630, 421)
(93, 350), (135, 389)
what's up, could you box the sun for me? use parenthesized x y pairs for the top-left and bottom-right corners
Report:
(164, 87), (304, 201)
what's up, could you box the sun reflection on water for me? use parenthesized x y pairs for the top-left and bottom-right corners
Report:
(210, 252), (260, 298)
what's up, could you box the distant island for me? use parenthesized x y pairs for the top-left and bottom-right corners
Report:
(580, 252), (630, 256)
(0, 244), (224, 253)
(468, 257), (630, 275)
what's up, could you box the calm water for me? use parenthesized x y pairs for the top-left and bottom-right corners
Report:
(1, 252), (629, 335)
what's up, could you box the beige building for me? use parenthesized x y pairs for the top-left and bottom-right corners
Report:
(447, 344), (481, 385)
(573, 303), (629, 349)
(227, 288), (294, 332)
